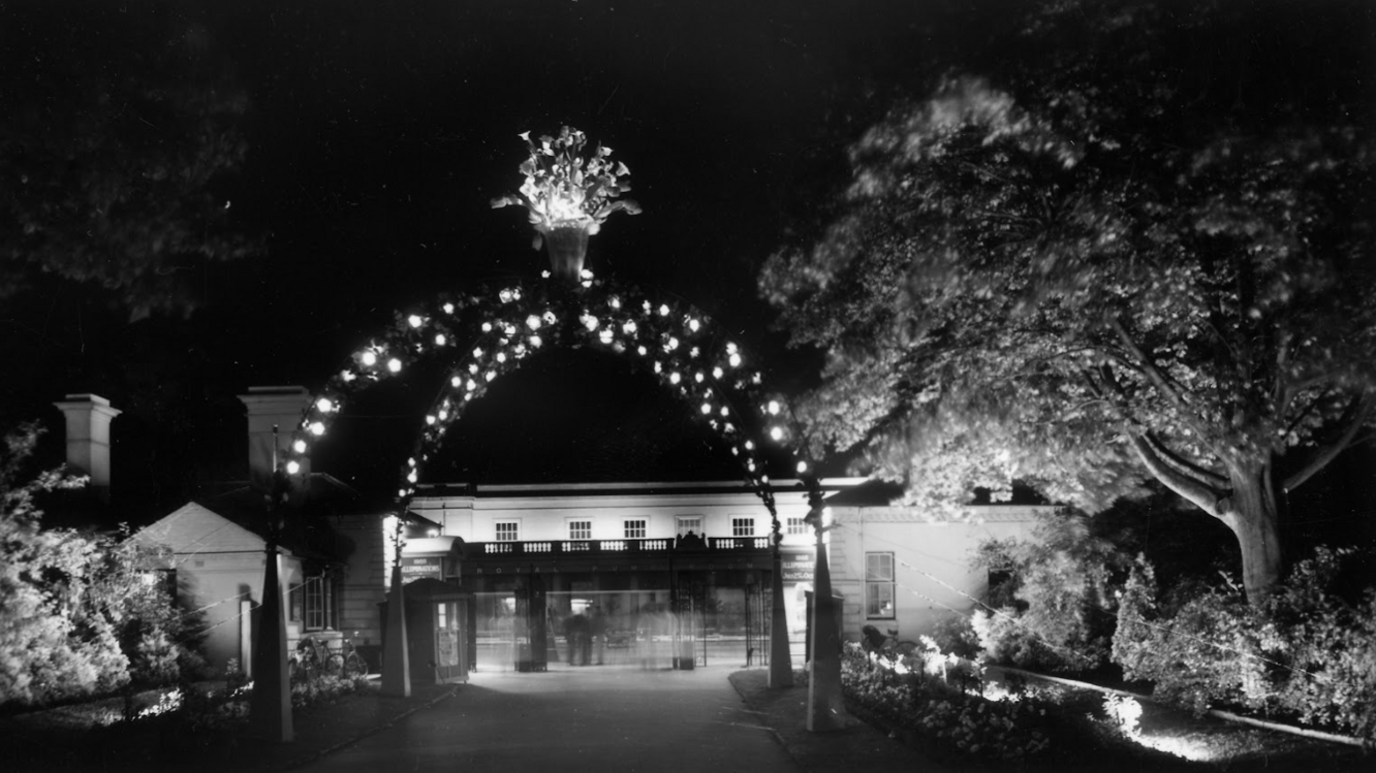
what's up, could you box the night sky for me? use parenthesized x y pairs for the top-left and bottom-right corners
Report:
(4, 0), (987, 515)
(4, 2), (1371, 523)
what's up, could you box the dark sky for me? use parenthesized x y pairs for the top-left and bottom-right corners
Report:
(4, 0), (985, 513)
(8, 2), (1370, 519)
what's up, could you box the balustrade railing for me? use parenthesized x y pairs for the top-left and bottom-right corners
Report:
(475, 537), (771, 556)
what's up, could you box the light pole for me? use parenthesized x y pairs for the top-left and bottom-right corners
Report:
(803, 476), (848, 731)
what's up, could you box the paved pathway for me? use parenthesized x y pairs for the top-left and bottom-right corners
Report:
(300, 664), (799, 772)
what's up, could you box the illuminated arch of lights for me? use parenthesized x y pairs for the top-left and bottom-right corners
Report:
(281, 270), (818, 522)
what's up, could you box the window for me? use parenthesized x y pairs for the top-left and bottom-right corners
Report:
(495, 521), (519, 541)
(303, 574), (335, 631)
(676, 516), (702, 536)
(568, 520), (592, 540)
(786, 516), (807, 536)
(731, 517), (755, 537)
(866, 553), (895, 619)
(624, 519), (646, 539)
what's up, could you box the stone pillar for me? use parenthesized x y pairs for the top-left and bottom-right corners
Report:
(382, 563), (411, 697)
(768, 548), (794, 687)
(53, 394), (121, 503)
(248, 546), (293, 742)
(807, 501), (849, 732)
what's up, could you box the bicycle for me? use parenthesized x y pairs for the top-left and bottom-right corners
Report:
(860, 624), (920, 671)
(336, 638), (370, 678)
(291, 635), (329, 682)
(292, 635), (369, 680)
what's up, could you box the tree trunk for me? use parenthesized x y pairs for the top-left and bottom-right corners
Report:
(1219, 461), (1286, 605)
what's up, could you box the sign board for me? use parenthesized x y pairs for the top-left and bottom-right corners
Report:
(401, 556), (444, 582)
(781, 549), (815, 582)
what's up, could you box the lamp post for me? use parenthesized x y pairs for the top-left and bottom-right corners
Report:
(248, 435), (293, 742)
(803, 477), (848, 731)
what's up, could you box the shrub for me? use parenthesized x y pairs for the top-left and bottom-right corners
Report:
(839, 642), (1053, 763)
(929, 614), (980, 660)
(1, 424), (208, 708)
(971, 511), (1127, 672)
(1112, 548), (1376, 742)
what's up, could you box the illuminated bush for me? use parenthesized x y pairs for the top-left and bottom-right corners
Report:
(1113, 548), (1376, 742)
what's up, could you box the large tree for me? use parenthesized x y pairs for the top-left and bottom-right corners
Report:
(0, 6), (260, 320)
(761, 1), (1375, 603)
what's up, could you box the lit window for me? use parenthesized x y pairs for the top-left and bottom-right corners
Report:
(732, 517), (754, 537)
(866, 553), (895, 619)
(786, 517), (807, 535)
(495, 522), (519, 541)
(569, 520), (592, 540)
(676, 516), (702, 536)
(624, 519), (647, 539)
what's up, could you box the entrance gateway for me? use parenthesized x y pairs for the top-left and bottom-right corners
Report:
(409, 479), (842, 673)
(274, 126), (847, 681)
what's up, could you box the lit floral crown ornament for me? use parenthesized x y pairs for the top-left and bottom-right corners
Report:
(490, 126), (642, 251)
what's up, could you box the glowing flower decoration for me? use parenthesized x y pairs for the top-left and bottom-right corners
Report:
(490, 126), (642, 240)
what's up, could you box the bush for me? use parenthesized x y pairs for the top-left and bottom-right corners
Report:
(1, 424), (208, 708)
(839, 642), (1053, 763)
(1112, 548), (1376, 742)
(971, 511), (1127, 672)
(929, 614), (980, 660)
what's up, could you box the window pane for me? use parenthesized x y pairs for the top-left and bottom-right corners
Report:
(676, 516), (701, 535)
(866, 581), (895, 618)
(569, 520), (591, 540)
(495, 522), (519, 541)
(305, 577), (323, 630)
(866, 552), (894, 581)
(731, 517), (754, 536)
(625, 519), (646, 539)
(786, 517), (806, 535)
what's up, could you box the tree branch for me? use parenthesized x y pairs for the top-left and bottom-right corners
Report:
(1127, 432), (1228, 519)
(1140, 431), (1229, 489)
(1283, 391), (1375, 492)
(1107, 316), (1226, 456)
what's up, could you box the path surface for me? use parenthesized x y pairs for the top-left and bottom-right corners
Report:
(299, 664), (799, 772)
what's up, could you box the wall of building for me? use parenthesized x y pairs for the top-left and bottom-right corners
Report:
(329, 514), (389, 652)
(827, 505), (1046, 643)
(136, 503), (302, 676)
(413, 484), (818, 545)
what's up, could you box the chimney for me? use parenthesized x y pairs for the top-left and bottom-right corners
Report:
(238, 386), (312, 491)
(53, 394), (121, 504)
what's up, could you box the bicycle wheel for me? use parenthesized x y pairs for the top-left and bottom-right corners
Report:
(343, 652), (369, 678)
(891, 640), (922, 671)
(325, 653), (345, 676)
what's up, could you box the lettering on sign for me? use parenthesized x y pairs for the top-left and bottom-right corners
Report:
(781, 549), (816, 582)
(401, 556), (444, 582)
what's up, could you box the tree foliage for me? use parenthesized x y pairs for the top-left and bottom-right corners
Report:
(0, 7), (260, 319)
(760, 0), (1375, 601)
(1, 424), (203, 708)
(972, 510), (1128, 672)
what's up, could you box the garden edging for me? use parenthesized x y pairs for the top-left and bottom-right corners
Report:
(993, 665), (1368, 749)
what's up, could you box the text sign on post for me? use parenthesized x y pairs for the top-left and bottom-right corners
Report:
(401, 556), (444, 583)
(781, 549), (815, 582)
